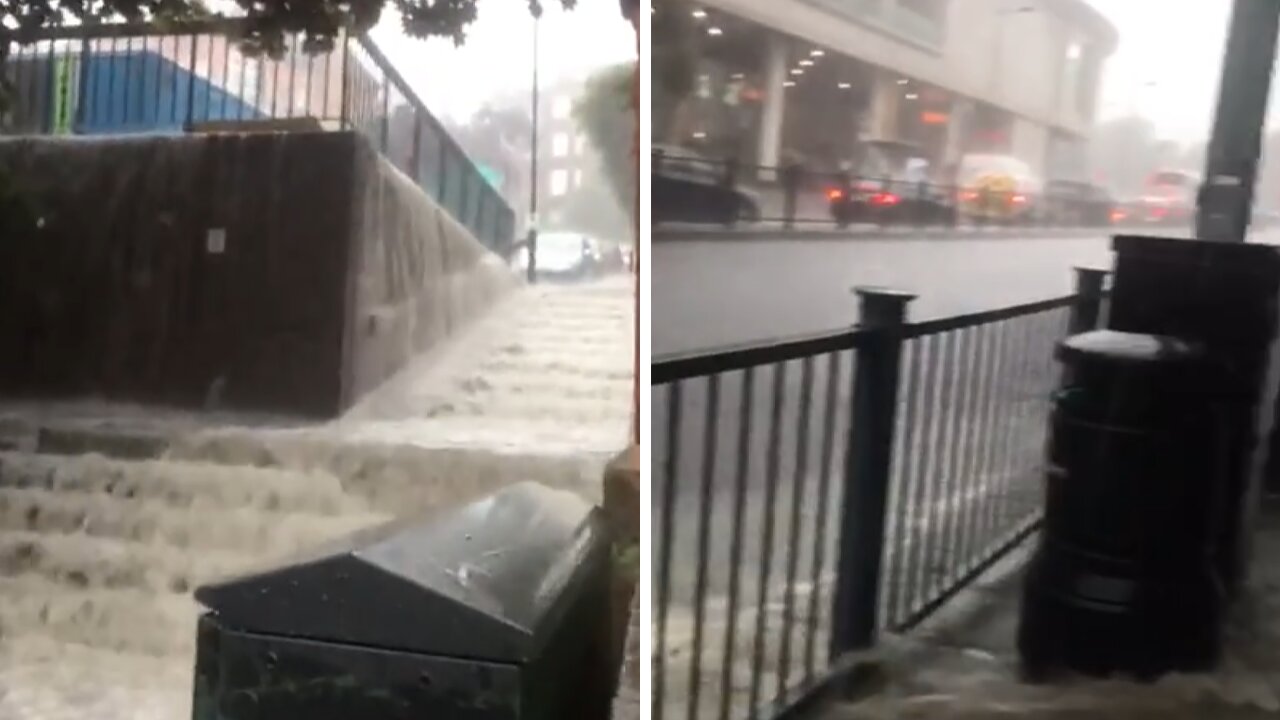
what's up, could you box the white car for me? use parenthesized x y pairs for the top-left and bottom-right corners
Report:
(514, 232), (602, 280)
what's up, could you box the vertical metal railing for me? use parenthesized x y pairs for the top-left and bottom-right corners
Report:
(653, 272), (1109, 720)
(654, 335), (859, 720)
(878, 297), (1074, 632)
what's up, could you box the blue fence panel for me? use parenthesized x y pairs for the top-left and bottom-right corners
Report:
(78, 50), (262, 134)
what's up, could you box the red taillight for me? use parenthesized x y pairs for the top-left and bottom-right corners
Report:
(827, 188), (844, 200)
(1011, 194), (1027, 205)
(1150, 206), (1168, 218)
(960, 190), (978, 202)
(1111, 209), (1127, 222)
(871, 192), (900, 206)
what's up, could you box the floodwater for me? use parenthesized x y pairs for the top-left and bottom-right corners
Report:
(0, 276), (634, 718)
(826, 507), (1280, 720)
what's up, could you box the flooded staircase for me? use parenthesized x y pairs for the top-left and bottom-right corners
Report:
(0, 276), (633, 718)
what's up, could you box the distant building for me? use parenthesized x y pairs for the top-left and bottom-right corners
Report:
(536, 77), (599, 230)
(658, 0), (1118, 181)
(470, 76), (604, 234)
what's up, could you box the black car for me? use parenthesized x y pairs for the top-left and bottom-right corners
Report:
(826, 178), (955, 228)
(1043, 180), (1117, 227)
(652, 145), (760, 225)
(826, 140), (954, 228)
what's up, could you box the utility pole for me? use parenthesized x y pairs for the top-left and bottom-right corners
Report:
(527, 7), (542, 283)
(1196, 0), (1280, 243)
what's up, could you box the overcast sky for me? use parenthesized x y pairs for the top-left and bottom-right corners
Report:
(370, 0), (636, 124)
(1090, 0), (1274, 144)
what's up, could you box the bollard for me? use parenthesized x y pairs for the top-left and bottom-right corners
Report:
(830, 288), (914, 656)
(1068, 267), (1109, 336)
(191, 482), (613, 719)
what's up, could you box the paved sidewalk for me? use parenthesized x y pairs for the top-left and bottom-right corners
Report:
(819, 499), (1280, 719)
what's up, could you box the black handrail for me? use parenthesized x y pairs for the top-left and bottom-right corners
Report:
(653, 327), (871, 384)
(904, 294), (1077, 337)
(653, 294), (1079, 385)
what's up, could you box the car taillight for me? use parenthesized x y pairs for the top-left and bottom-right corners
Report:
(871, 192), (900, 206)
(1111, 209), (1127, 222)
(1011, 194), (1027, 205)
(960, 190), (978, 201)
(827, 188), (844, 200)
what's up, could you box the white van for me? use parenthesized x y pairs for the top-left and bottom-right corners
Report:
(955, 154), (1043, 222)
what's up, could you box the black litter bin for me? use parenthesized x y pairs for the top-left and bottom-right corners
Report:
(191, 481), (613, 719)
(1018, 330), (1229, 680)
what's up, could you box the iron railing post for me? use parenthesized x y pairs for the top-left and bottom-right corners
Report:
(783, 163), (801, 230)
(74, 37), (90, 132)
(1068, 267), (1108, 335)
(379, 72), (389, 153)
(185, 33), (198, 128)
(410, 109), (422, 184)
(830, 287), (914, 657)
(338, 28), (350, 129)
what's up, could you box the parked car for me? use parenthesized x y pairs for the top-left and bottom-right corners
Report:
(513, 232), (602, 280)
(955, 154), (1043, 224)
(652, 144), (761, 225)
(826, 140), (955, 227)
(1043, 180), (1118, 227)
(1137, 170), (1200, 225)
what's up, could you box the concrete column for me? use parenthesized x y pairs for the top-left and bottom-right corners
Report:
(757, 32), (788, 169)
(867, 70), (901, 140)
(945, 98), (974, 166)
(1012, 116), (1048, 178)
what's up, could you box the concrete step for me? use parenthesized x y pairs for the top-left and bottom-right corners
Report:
(0, 451), (364, 516)
(0, 575), (198, 657)
(0, 485), (383, 556)
(0, 529), (253, 595)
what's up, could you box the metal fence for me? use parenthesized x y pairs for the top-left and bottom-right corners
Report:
(1, 20), (514, 254)
(652, 150), (1165, 233)
(652, 269), (1109, 720)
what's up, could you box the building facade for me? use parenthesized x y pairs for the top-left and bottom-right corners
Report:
(660, 0), (1117, 182)
(537, 77), (599, 228)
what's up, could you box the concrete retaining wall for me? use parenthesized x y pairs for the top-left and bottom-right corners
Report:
(343, 137), (514, 406)
(0, 132), (514, 418)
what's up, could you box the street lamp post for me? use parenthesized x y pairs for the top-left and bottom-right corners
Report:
(527, 7), (542, 283)
(1197, 0), (1280, 243)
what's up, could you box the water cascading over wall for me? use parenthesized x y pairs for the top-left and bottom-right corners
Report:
(0, 131), (515, 417)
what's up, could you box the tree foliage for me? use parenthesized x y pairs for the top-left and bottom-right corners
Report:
(0, 1), (575, 55)
(573, 60), (633, 214)
(0, 0), (574, 136)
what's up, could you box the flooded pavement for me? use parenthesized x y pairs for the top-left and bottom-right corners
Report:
(0, 276), (634, 718)
(820, 500), (1280, 720)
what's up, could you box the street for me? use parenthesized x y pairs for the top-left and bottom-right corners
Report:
(655, 233), (1118, 356)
